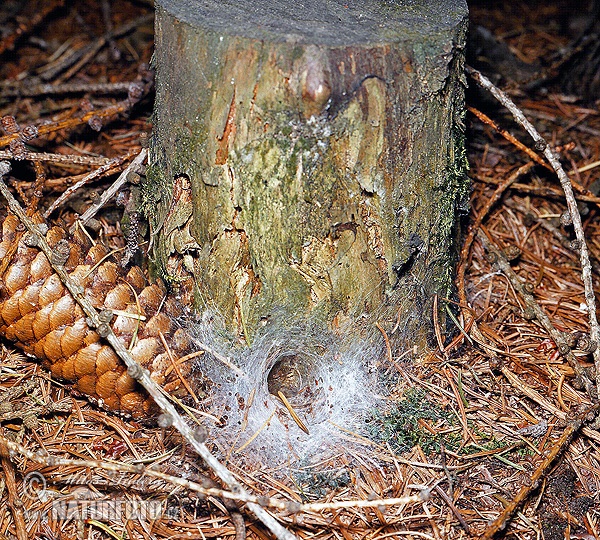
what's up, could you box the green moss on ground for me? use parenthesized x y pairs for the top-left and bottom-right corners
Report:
(366, 388), (461, 455)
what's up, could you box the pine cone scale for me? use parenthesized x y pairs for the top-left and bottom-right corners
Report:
(0, 212), (194, 417)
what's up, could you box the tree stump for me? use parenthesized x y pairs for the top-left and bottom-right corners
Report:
(147, 0), (469, 349)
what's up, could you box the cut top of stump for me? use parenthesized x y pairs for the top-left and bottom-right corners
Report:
(156, 0), (468, 46)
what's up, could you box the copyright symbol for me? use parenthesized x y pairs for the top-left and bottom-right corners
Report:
(22, 471), (46, 499)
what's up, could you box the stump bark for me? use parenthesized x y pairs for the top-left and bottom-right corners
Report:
(147, 0), (469, 349)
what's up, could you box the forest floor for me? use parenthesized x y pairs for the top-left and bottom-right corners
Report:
(0, 1), (599, 539)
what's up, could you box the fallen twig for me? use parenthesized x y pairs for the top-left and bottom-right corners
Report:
(0, 103), (129, 149)
(0, 81), (133, 99)
(467, 66), (600, 397)
(191, 339), (246, 377)
(479, 401), (600, 539)
(0, 432), (425, 515)
(44, 152), (136, 217)
(468, 106), (594, 199)
(77, 148), (147, 226)
(432, 484), (470, 534)
(0, 430), (28, 540)
(0, 150), (112, 167)
(468, 107), (550, 171)
(0, 161), (296, 540)
(478, 231), (593, 393)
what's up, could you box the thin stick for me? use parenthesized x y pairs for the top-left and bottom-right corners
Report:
(432, 294), (445, 353)
(0, 431), (28, 540)
(432, 485), (470, 534)
(158, 330), (199, 404)
(575, 159), (600, 174)
(375, 321), (394, 365)
(235, 410), (276, 453)
(467, 66), (600, 396)
(277, 391), (310, 435)
(467, 107), (550, 171)
(478, 231), (592, 393)
(480, 401), (600, 540)
(0, 161), (296, 540)
(0, 150), (112, 166)
(0, 103), (128, 149)
(44, 151), (135, 218)
(77, 148), (147, 225)
(0, 81), (133, 98)
(0, 432), (426, 515)
(191, 339), (246, 377)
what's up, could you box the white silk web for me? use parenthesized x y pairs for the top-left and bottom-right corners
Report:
(185, 307), (390, 468)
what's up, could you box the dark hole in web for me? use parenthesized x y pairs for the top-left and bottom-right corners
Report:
(267, 353), (305, 398)
(266, 352), (321, 415)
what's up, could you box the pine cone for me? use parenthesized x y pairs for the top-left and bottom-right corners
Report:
(0, 212), (194, 417)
